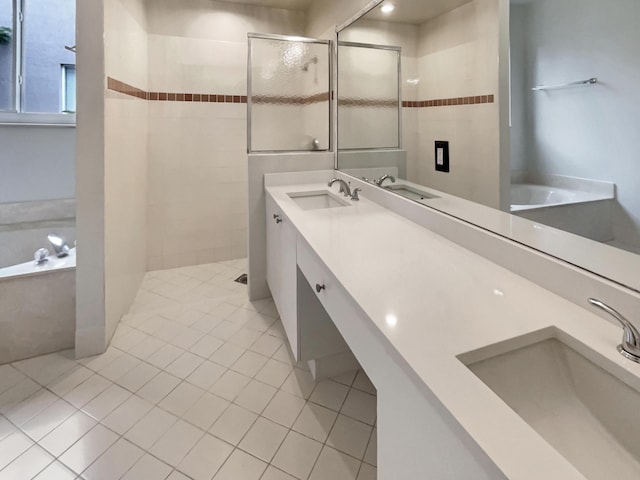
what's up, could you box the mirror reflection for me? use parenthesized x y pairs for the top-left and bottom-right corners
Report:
(337, 0), (640, 287)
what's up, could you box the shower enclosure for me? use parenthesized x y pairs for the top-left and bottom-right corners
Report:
(337, 41), (401, 150)
(247, 33), (331, 153)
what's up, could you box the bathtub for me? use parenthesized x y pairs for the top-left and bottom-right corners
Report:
(0, 248), (76, 365)
(510, 183), (615, 242)
(0, 198), (76, 268)
(509, 184), (603, 212)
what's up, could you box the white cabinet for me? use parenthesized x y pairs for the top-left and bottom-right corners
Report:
(266, 194), (298, 360)
(266, 193), (355, 368)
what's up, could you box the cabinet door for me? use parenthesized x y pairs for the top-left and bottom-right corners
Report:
(266, 195), (281, 305)
(265, 194), (298, 360)
(279, 215), (298, 359)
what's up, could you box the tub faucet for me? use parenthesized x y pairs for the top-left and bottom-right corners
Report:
(375, 174), (396, 187)
(328, 178), (351, 197)
(48, 233), (70, 258)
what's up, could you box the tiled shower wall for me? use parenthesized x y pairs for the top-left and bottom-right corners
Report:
(144, 0), (306, 270)
(104, 0), (149, 343)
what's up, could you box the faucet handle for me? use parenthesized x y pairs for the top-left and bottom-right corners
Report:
(351, 188), (362, 201)
(588, 298), (640, 363)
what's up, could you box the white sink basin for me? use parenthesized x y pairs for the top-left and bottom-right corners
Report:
(385, 184), (439, 202)
(462, 337), (640, 479)
(288, 190), (352, 211)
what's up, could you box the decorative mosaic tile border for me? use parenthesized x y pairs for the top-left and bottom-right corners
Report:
(108, 77), (494, 108)
(338, 98), (398, 108)
(338, 94), (494, 108)
(403, 94), (495, 107)
(252, 92), (330, 105)
(107, 77), (248, 103)
(108, 77), (328, 105)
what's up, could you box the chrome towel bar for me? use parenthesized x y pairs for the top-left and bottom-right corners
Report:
(532, 77), (597, 91)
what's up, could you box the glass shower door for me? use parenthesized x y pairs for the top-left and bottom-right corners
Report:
(248, 34), (331, 153)
(337, 41), (401, 150)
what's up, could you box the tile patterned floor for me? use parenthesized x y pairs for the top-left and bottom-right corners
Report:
(0, 259), (377, 480)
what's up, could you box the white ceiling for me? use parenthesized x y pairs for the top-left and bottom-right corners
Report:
(365, 0), (473, 25)
(215, 0), (312, 10)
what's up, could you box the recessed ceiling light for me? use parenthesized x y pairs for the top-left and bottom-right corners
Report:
(380, 3), (395, 14)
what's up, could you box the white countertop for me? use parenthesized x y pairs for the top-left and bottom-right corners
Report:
(265, 176), (640, 480)
(347, 173), (640, 293)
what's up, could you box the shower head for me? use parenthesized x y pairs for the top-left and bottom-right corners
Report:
(302, 56), (318, 72)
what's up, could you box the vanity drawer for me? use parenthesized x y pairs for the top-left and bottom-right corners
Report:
(296, 237), (336, 316)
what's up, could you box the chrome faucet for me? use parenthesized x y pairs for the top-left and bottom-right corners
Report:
(588, 298), (640, 363)
(48, 233), (70, 258)
(375, 174), (396, 187)
(328, 178), (351, 197)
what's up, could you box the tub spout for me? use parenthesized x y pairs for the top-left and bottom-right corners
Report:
(48, 233), (70, 258)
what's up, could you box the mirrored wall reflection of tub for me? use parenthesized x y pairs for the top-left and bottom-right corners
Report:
(510, 174), (615, 243)
(0, 199), (76, 365)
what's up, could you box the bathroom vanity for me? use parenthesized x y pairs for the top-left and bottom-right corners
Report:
(262, 170), (640, 480)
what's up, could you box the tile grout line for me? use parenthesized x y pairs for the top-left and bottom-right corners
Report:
(4, 353), (375, 478)
(1, 261), (376, 480)
(303, 374), (365, 480)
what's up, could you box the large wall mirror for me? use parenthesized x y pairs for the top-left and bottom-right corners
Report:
(337, 0), (640, 292)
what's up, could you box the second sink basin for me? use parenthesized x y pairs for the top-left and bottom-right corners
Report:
(461, 336), (640, 479)
(385, 184), (439, 202)
(288, 190), (352, 211)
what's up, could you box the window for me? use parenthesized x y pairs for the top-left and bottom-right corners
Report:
(61, 64), (75, 113)
(0, 0), (76, 123)
(0, 0), (15, 112)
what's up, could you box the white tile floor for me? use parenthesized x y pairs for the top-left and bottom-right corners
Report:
(0, 259), (377, 480)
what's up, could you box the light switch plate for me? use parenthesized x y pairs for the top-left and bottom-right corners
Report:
(435, 141), (449, 172)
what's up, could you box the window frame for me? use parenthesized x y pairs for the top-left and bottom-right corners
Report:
(0, 0), (76, 126)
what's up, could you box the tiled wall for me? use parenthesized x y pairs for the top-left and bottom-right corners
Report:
(104, 0), (149, 342)
(306, 0), (373, 39)
(416, 0), (501, 209)
(145, 0), (306, 270)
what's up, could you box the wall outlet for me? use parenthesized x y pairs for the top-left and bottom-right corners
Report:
(435, 141), (449, 172)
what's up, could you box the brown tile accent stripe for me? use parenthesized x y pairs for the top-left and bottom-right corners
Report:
(338, 98), (399, 108)
(107, 78), (492, 108)
(250, 92), (330, 105)
(107, 77), (248, 104)
(107, 77), (329, 106)
(107, 77), (147, 100)
(402, 94), (495, 108)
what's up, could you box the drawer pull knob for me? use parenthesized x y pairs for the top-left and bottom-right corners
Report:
(315, 283), (325, 293)
(273, 214), (282, 224)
